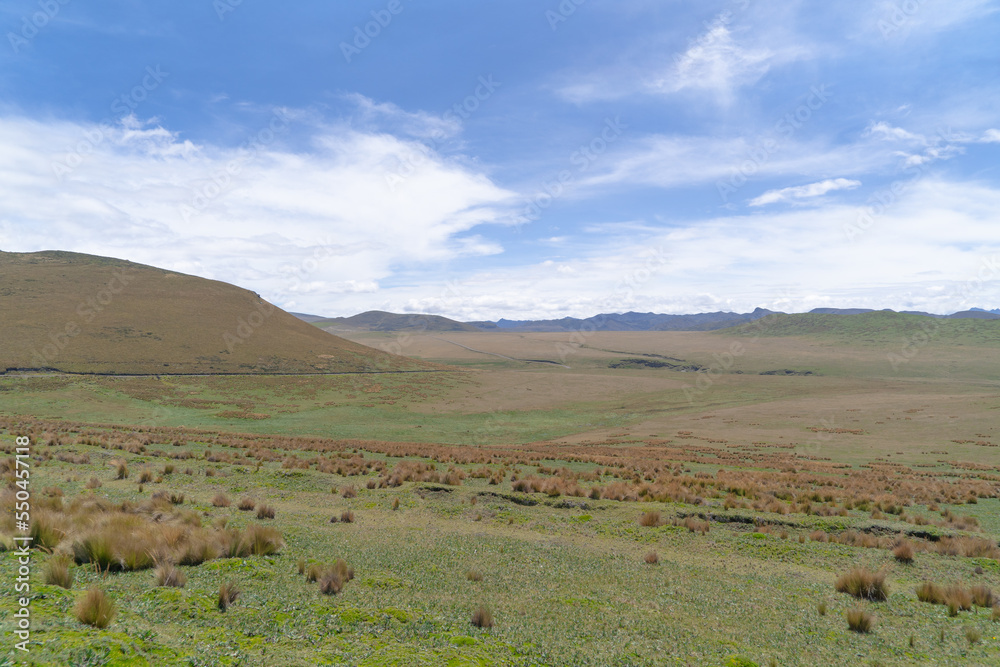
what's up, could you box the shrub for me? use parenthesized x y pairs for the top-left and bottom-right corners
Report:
(237, 498), (255, 511)
(471, 605), (493, 628)
(846, 608), (873, 633)
(218, 581), (240, 611)
(75, 588), (115, 628)
(256, 504), (275, 519)
(466, 569), (484, 582)
(644, 551), (659, 565)
(211, 493), (230, 508)
(892, 540), (914, 564)
(43, 556), (73, 589)
(340, 510), (355, 524)
(835, 568), (888, 601)
(154, 564), (187, 588)
(638, 511), (660, 527)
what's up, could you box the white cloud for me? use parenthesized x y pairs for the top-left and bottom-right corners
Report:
(0, 110), (515, 314)
(648, 19), (774, 102)
(981, 129), (1000, 143)
(749, 178), (861, 206)
(354, 179), (1000, 320)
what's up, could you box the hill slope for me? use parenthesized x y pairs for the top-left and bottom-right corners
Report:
(315, 310), (480, 333)
(0, 251), (434, 374)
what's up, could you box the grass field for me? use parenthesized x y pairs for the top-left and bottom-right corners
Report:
(1, 327), (999, 665)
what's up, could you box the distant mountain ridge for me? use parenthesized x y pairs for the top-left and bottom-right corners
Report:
(314, 311), (480, 333)
(298, 306), (1000, 332)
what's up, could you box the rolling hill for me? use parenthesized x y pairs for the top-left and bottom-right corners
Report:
(0, 251), (435, 374)
(314, 310), (480, 333)
(723, 311), (1000, 345)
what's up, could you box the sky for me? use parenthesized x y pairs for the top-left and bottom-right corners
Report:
(1, 0), (999, 320)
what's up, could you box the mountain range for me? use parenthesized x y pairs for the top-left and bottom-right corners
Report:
(297, 307), (1000, 333)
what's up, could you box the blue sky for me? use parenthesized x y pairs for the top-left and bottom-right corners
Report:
(1, 0), (999, 319)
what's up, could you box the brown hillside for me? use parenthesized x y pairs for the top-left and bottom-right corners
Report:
(0, 250), (435, 375)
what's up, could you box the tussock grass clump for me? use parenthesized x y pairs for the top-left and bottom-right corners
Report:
(256, 504), (275, 519)
(992, 605), (1000, 622)
(970, 585), (994, 608)
(85, 477), (102, 489)
(211, 493), (230, 508)
(916, 582), (944, 604)
(237, 498), (255, 511)
(306, 559), (355, 595)
(681, 516), (709, 534)
(75, 588), (115, 628)
(29, 511), (67, 550)
(471, 605), (493, 628)
(218, 581), (240, 611)
(43, 555), (73, 589)
(965, 626), (981, 645)
(835, 568), (888, 601)
(243, 524), (284, 556)
(340, 510), (355, 524)
(138, 468), (153, 484)
(392, 498), (400, 511)
(154, 564), (187, 588)
(340, 485), (357, 498)
(466, 569), (484, 581)
(945, 585), (973, 612)
(892, 540), (914, 564)
(846, 608), (873, 633)
(638, 511), (660, 527)
(644, 551), (659, 564)
(817, 602), (827, 616)
(114, 461), (128, 480)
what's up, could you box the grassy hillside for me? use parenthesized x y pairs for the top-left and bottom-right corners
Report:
(315, 310), (480, 333)
(0, 251), (434, 375)
(724, 311), (1000, 345)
